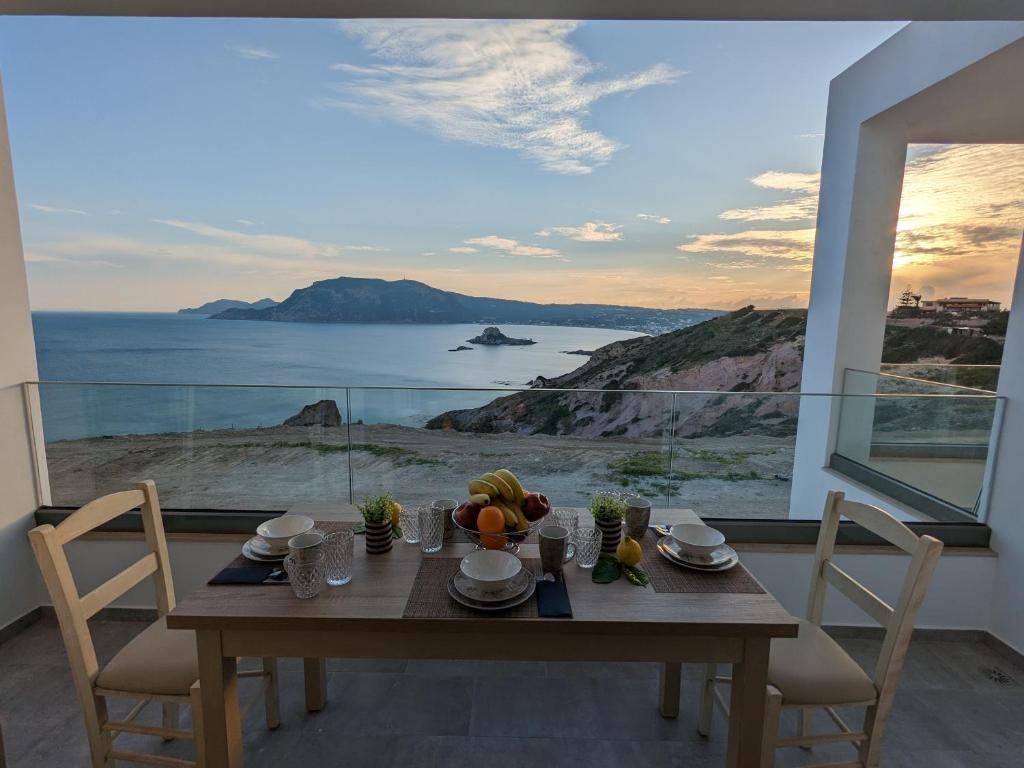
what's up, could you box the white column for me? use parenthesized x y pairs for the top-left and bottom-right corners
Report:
(0, 69), (46, 630)
(985, 235), (1024, 652)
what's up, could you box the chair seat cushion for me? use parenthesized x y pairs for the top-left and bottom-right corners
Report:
(768, 619), (876, 706)
(96, 617), (198, 696)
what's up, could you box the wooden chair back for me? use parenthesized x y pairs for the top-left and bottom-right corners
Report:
(806, 490), (943, 698)
(27, 481), (175, 696)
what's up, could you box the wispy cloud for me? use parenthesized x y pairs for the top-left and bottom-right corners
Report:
(536, 221), (622, 242)
(449, 246), (478, 254)
(328, 20), (680, 175)
(234, 46), (279, 60)
(677, 228), (816, 270)
(237, 219), (255, 226)
(29, 204), (89, 216)
(464, 235), (564, 259)
(637, 213), (671, 225)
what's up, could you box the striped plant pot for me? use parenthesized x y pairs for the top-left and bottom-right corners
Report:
(595, 517), (622, 555)
(364, 520), (393, 554)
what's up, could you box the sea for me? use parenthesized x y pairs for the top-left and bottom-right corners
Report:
(33, 312), (649, 441)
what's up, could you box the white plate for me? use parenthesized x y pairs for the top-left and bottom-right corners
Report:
(242, 538), (286, 562)
(659, 536), (737, 567)
(447, 574), (536, 612)
(656, 538), (738, 572)
(453, 568), (532, 603)
(248, 536), (287, 556)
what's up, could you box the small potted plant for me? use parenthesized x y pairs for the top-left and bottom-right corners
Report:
(590, 493), (626, 554)
(358, 494), (395, 554)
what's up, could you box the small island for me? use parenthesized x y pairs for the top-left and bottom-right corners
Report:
(467, 327), (536, 346)
(448, 345), (474, 352)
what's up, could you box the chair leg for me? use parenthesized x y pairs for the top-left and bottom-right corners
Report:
(761, 685), (783, 768)
(83, 691), (114, 768)
(697, 663), (716, 737)
(859, 698), (891, 768)
(263, 657), (281, 730)
(190, 681), (205, 768)
(799, 707), (814, 749)
(162, 703), (180, 741)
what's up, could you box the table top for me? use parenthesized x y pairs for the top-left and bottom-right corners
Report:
(168, 505), (797, 638)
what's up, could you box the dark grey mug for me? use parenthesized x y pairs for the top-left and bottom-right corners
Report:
(539, 525), (570, 575)
(624, 496), (652, 539)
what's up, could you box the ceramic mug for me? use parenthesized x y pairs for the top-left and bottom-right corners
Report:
(288, 530), (325, 564)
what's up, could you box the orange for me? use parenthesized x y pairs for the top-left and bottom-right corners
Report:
(477, 506), (506, 534)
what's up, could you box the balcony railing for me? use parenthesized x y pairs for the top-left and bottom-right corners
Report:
(24, 380), (1004, 524)
(834, 369), (1004, 521)
(879, 363), (1000, 393)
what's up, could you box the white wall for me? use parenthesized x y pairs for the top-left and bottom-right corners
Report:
(0, 71), (45, 631)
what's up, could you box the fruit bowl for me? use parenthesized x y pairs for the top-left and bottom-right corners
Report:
(451, 509), (548, 553)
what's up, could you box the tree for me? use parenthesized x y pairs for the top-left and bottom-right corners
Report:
(896, 286), (921, 309)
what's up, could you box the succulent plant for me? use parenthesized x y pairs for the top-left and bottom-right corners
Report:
(590, 493), (627, 522)
(358, 494), (395, 524)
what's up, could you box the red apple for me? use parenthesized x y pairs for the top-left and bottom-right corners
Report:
(454, 501), (481, 530)
(521, 492), (551, 521)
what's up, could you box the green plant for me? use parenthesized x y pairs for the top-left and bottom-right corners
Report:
(590, 494), (627, 522)
(357, 494), (394, 524)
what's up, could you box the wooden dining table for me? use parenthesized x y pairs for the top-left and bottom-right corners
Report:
(168, 504), (798, 767)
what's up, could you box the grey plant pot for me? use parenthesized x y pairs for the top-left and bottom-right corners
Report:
(364, 520), (393, 554)
(595, 517), (622, 554)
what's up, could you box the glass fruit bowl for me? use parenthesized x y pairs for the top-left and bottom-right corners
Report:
(451, 509), (549, 553)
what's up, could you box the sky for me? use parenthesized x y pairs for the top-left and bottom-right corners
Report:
(1, 18), (1021, 312)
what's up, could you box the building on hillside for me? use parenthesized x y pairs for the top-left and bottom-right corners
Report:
(919, 297), (1001, 314)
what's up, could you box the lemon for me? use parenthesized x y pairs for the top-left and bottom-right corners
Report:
(390, 500), (402, 528)
(616, 536), (642, 567)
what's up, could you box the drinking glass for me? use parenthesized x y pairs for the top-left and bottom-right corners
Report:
(553, 508), (579, 561)
(284, 551), (326, 598)
(419, 505), (444, 554)
(574, 527), (603, 569)
(324, 529), (354, 586)
(400, 505), (422, 544)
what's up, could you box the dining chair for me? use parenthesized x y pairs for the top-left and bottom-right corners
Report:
(697, 490), (943, 768)
(28, 480), (280, 768)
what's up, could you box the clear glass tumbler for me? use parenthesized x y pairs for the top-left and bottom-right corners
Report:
(419, 505), (444, 554)
(324, 529), (354, 586)
(574, 527), (603, 569)
(400, 505), (422, 544)
(553, 508), (579, 562)
(284, 551), (326, 598)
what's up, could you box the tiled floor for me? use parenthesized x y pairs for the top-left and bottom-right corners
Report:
(2, 617), (1023, 767)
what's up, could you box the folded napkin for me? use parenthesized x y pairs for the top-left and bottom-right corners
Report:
(536, 574), (573, 618)
(209, 565), (275, 585)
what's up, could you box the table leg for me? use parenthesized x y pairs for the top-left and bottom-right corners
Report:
(196, 630), (243, 768)
(659, 662), (682, 718)
(726, 638), (770, 768)
(303, 658), (327, 712)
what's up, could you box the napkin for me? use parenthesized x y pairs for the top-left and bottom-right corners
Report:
(536, 574), (573, 618)
(209, 565), (275, 585)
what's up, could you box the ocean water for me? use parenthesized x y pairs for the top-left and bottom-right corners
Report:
(33, 312), (646, 440)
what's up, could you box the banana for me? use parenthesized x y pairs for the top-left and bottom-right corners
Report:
(469, 492), (491, 506)
(511, 505), (530, 532)
(468, 479), (500, 499)
(481, 472), (516, 503)
(494, 469), (526, 504)
(492, 499), (518, 528)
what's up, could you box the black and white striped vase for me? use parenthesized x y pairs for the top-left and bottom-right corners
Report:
(364, 520), (393, 554)
(596, 517), (622, 555)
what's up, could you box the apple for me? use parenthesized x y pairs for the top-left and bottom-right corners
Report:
(521, 492), (551, 522)
(454, 501), (481, 530)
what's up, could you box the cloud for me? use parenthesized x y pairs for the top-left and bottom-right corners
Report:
(536, 221), (622, 242)
(328, 20), (680, 174)
(449, 246), (479, 254)
(464, 235), (564, 259)
(637, 213), (671, 224)
(237, 219), (255, 226)
(421, 251), (437, 256)
(234, 46), (279, 60)
(677, 228), (816, 266)
(750, 171), (820, 193)
(29, 204), (89, 216)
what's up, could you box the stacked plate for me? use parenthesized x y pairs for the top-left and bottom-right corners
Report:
(447, 550), (536, 612)
(656, 535), (739, 572)
(242, 515), (315, 562)
(242, 536), (287, 562)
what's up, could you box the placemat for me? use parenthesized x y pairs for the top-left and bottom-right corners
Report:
(640, 531), (765, 594)
(403, 557), (542, 619)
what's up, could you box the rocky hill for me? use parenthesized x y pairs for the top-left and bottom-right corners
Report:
(427, 307), (806, 439)
(210, 276), (722, 334)
(179, 297), (277, 315)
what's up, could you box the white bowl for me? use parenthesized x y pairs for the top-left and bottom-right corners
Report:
(257, 515), (314, 553)
(670, 524), (725, 557)
(459, 550), (522, 592)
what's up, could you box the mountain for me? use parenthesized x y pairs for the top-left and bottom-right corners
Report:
(210, 276), (723, 334)
(426, 307), (807, 439)
(178, 297), (277, 315)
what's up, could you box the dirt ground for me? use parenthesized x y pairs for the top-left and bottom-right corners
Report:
(45, 424), (796, 519)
